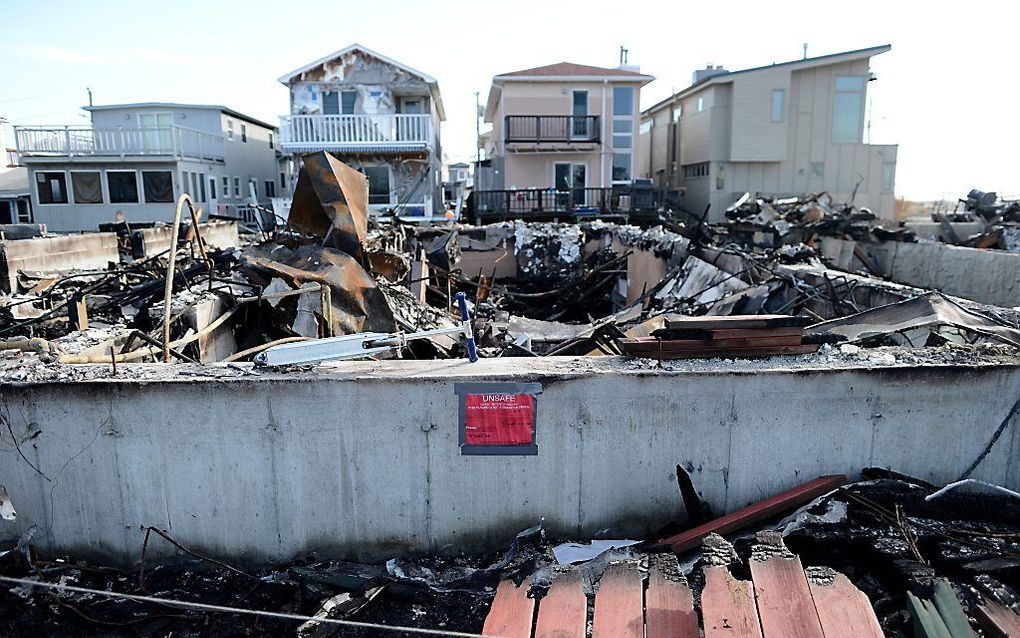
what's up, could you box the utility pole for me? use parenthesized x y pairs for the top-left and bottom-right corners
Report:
(474, 91), (481, 163)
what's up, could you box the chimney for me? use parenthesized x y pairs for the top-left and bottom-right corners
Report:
(693, 64), (729, 85)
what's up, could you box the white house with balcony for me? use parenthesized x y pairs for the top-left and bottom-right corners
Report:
(14, 103), (281, 232)
(277, 44), (444, 219)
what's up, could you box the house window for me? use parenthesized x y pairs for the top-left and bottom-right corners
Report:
(672, 106), (682, 122)
(36, 172), (67, 204)
(222, 175), (230, 199)
(226, 119), (234, 141)
(833, 75), (866, 143)
(279, 172), (286, 191)
(613, 86), (634, 116)
(639, 120), (653, 135)
(199, 173), (206, 202)
(142, 171), (174, 203)
(363, 166), (390, 204)
(771, 89), (785, 123)
(682, 162), (710, 178)
(107, 171), (139, 203)
(697, 96), (705, 112)
(265, 180), (276, 197)
(882, 162), (896, 193)
(342, 91), (357, 114)
(268, 133), (274, 149)
(233, 176), (240, 198)
(612, 86), (635, 183)
(241, 124), (247, 143)
(612, 153), (631, 182)
(71, 171), (103, 204)
(209, 176), (217, 199)
(190, 173), (199, 199)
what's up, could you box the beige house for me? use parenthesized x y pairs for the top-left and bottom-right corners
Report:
(477, 62), (654, 217)
(639, 45), (897, 221)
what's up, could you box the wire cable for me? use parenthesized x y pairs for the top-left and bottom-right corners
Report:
(0, 575), (499, 637)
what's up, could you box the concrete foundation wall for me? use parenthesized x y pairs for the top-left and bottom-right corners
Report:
(136, 220), (239, 258)
(821, 237), (1020, 307)
(0, 232), (119, 292)
(2, 357), (1020, 567)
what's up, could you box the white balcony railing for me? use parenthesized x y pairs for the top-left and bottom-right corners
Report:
(14, 125), (225, 161)
(279, 114), (433, 152)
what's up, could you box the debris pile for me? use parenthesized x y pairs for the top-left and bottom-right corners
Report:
(718, 191), (916, 248)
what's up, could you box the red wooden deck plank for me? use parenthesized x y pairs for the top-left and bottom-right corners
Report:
(655, 475), (847, 553)
(646, 569), (698, 638)
(750, 554), (825, 638)
(534, 572), (586, 638)
(976, 598), (1020, 637)
(701, 565), (763, 638)
(483, 579), (535, 638)
(807, 571), (884, 638)
(591, 563), (644, 638)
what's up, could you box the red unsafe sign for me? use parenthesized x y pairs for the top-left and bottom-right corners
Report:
(463, 393), (535, 446)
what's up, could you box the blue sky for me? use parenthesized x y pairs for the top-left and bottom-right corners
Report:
(1, 0), (1017, 201)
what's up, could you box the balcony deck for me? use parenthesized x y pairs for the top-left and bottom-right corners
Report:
(279, 113), (434, 154)
(14, 125), (225, 162)
(504, 115), (600, 145)
(468, 186), (669, 224)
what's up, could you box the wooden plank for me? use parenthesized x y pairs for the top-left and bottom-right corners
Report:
(701, 565), (763, 638)
(750, 553), (825, 638)
(591, 563), (644, 638)
(806, 569), (884, 638)
(620, 335), (806, 350)
(653, 327), (806, 340)
(976, 598), (1020, 638)
(534, 572), (586, 638)
(483, 579), (535, 638)
(618, 342), (819, 359)
(646, 569), (698, 638)
(664, 314), (813, 330)
(907, 591), (952, 638)
(931, 579), (976, 638)
(655, 475), (847, 553)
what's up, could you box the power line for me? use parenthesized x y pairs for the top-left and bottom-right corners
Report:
(0, 575), (498, 638)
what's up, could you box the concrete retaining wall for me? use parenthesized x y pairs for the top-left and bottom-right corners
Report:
(2, 357), (1020, 566)
(135, 221), (239, 258)
(0, 233), (119, 293)
(820, 237), (1020, 307)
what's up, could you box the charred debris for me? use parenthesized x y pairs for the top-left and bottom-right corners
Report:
(2, 156), (1020, 371)
(6, 471), (1020, 636)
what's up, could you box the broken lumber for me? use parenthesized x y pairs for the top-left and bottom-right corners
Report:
(482, 579), (535, 638)
(654, 474), (847, 553)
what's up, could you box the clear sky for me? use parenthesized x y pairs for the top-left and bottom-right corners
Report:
(1, 0), (1016, 201)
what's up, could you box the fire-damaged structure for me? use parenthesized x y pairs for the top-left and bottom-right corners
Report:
(5, 153), (1020, 636)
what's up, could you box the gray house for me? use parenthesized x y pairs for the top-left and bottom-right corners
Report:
(14, 103), (281, 232)
(277, 43), (445, 220)
(639, 45), (897, 220)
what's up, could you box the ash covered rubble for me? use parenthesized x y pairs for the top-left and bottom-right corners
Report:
(6, 471), (1020, 636)
(4, 169), (1020, 376)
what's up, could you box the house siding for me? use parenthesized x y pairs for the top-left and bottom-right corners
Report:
(640, 49), (897, 221)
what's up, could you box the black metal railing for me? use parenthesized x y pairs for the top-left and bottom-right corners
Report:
(468, 185), (666, 222)
(504, 115), (600, 144)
